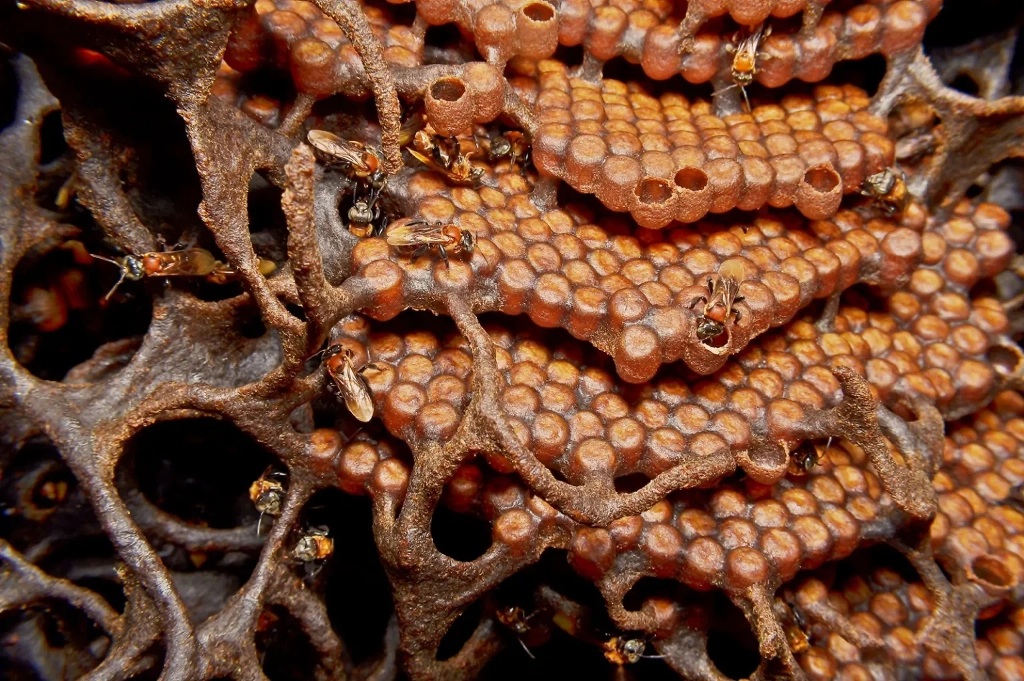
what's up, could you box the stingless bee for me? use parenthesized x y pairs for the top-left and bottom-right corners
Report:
(322, 344), (378, 423)
(496, 605), (533, 636)
(714, 24), (772, 111)
(91, 248), (215, 300)
(249, 467), (287, 534)
(293, 525), (334, 576)
(307, 129), (387, 194)
(411, 130), (459, 168)
(484, 130), (531, 169)
(859, 168), (910, 217)
(603, 636), (663, 666)
(688, 262), (745, 342)
(407, 135), (484, 186)
(496, 606), (538, 658)
(346, 184), (383, 237)
(92, 248), (275, 298)
(204, 257), (277, 285)
(790, 437), (832, 475)
(383, 218), (475, 268)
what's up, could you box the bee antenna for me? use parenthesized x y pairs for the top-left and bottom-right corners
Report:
(89, 253), (121, 266)
(99, 265), (129, 302)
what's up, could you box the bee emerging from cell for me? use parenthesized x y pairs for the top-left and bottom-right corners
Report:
(383, 218), (475, 269)
(292, 525), (334, 577)
(713, 24), (771, 111)
(859, 168), (910, 217)
(346, 184), (383, 237)
(249, 467), (287, 535)
(688, 262), (745, 345)
(322, 344), (380, 423)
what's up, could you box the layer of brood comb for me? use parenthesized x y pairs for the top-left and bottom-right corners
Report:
(1, 0), (1023, 680)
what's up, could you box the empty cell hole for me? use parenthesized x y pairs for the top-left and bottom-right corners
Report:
(323, 489), (395, 664)
(431, 503), (491, 562)
(0, 601), (109, 679)
(436, 600), (483, 661)
(0, 56), (16, 133)
(430, 77), (467, 102)
(38, 109), (68, 165)
(614, 472), (651, 494)
(803, 165), (839, 193)
(987, 343), (1022, 376)
(674, 167), (708, 191)
(257, 606), (320, 681)
(971, 554), (1014, 589)
(119, 418), (277, 529)
(706, 591), (760, 679)
(522, 2), (554, 22)
(636, 178), (673, 204)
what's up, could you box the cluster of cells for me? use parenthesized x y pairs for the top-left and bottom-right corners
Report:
(0, 0), (1023, 680)
(533, 63), (895, 225)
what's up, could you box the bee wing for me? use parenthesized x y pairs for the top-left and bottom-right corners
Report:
(308, 130), (365, 165)
(717, 259), (746, 283)
(385, 220), (446, 247)
(338, 364), (375, 422)
(157, 248), (219, 276)
(407, 147), (439, 169)
(398, 111), (425, 147)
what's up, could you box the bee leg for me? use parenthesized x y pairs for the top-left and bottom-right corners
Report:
(439, 244), (450, 269)
(740, 85), (751, 113)
(733, 309), (742, 324)
(517, 637), (535, 659)
(688, 295), (708, 310)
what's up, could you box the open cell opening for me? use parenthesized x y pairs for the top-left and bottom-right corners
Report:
(430, 77), (467, 103)
(636, 178), (673, 205)
(674, 167), (708, 192)
(522, 2), (555, 23)
(803, 165), (840, 193)
(118, 417), (277, 530)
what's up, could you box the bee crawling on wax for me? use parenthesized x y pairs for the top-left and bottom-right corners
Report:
(322, 344), (382, 423)
(292, 525), (334, 576)
(859, 168), (910, 217)
(688, 261), (745, 343)
(249, 467), (287, 535)
(307, 129), (387, 195)
(713, 23), (772, 111)
(383, 218), (476, 268)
